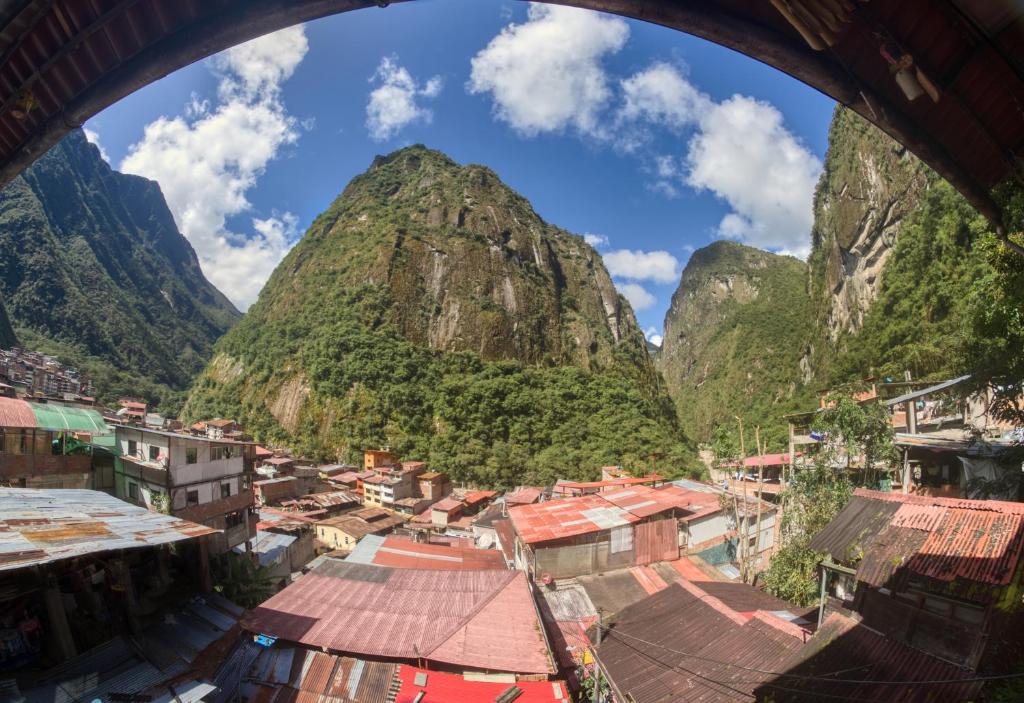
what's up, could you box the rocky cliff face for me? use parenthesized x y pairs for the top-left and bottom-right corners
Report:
(186, 146), (691, 480)
(656, 241), (813, 447)
(808, 107), (928, 345)
(0, 130), (240, 404)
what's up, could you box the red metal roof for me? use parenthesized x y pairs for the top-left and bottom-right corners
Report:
(0, 396), (35, 427)
(254, 445), (274, 458)
(263, 457), (295, 466)
(431, 497), (463, 513)
(394, 666), (568, 703)
(509, 494), (641, 545)
(599, 485), (702, 519)
(463, 490), (497, 505)
(724, 452), (802, 468)
(505, 487), (543, 505)
(365, 536), (507, 571)
(242, 561), (554, 674)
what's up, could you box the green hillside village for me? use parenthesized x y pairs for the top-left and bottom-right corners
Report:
(2, 3), (1024, 703)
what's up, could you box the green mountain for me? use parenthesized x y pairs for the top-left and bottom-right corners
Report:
(0, 293), (16, 348)
(656, 241), (814, 449)
(185, 145), (696, 486)
(655, 105), (1013, 453)
(0, 129), (240, 409)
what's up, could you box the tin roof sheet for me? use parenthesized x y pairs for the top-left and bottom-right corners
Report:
(431, 497), (463, 512)
(758, 612), (983, 703)
(504, 487), (543, 505)
(242, 561), (553, 674)
(597, 583), (803, 703)
(0, 396), (38, 427)
(234, 530), (297, 567)
(345, 535), (507, 571)
(509, 494), (641, 544)
(813, 489), (1024, 588)
(393, 666), (568, 702)
(0, 488), (217, 570)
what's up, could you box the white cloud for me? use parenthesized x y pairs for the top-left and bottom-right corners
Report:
(686, 95), (822, 257)
(644, 326), (663, 347)
(583, 233), (609, 248)
(468, 4), (628, 137)
(82, 126), (109, 163)
(602, 249), (679, 284)
(366, 56), (443, 141)
(616, 282), (656, 311)
(121, 25), (309, 310)
(619, 62), (709, 129)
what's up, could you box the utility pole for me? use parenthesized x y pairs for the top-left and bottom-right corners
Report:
(754, 426), (764, 577)
(735, 416), (748, 582)
(593, 609), (603, 703)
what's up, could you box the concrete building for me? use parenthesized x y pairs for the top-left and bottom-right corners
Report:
(363, 448), (398, 471)
(113, 426), (257, 554)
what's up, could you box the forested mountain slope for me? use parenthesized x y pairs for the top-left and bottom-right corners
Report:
(185, 146), (695, 484)
(0, 130), (240, 409)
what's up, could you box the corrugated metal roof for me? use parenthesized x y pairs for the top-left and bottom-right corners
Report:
(758, 612), (983, 702)
(0, 488), (218, 570)
(597, 583), (804, 703)
(345, 535), (507, 571)
(0, 396), (37, 427)
(393, 666), (568, 702)
(813, 489), (1024, 589)
(234, 530), (298, 567)
(885, 374), (972, 406)
(242, 561), (554, 674)
(504, 487), (542, 505)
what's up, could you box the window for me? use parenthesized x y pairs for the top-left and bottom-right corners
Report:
(186, 489), (199, 506)
(127, 439), (137, 456)
(185, 447), (198, 464)
(128, 482), (139, 500)
(0, 429), (28, 455)
(149, 445), (161, 461)
(225, 511), (244, 529)
(211, 446), (235, 461)
(221, 483), (231, 499)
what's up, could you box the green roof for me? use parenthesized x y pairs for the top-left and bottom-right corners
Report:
(28, 403), (109, 434)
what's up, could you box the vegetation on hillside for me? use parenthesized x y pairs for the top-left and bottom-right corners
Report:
(0, 129), (239, 408)
(186, 146), (697, 485)
(658, 241), (817, 450)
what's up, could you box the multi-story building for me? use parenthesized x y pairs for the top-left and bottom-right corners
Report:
(113, 426), (257, 553)
(363, 448), (398, 471)
(0, 347), (93, 398)
(362, 461), (430, 508)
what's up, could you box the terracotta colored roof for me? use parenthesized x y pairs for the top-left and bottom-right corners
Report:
(330, 471), (361, 483)
(553, 475), (664, 492)
(297, 490), (359, 508)
(206, 418), (235, 428)
(432, 497), (463, 513)
(462, 490), (497, 505)
(362, 474), (387, 484)
(812, 489), (1024, 589)
(0, 396), (37, 427)
(598, 485), (699, 519)
(347, 535), (508, 570)
(393, 666), (568, 702)
(418, 471), (443, 480)
(242, 561), (554, 674)
(510, 494), (641, 544)
(263, 456), (295, 466)
(493, 519), (516, 562)
(597, 583), (803, 703)
(254, 445), (274, 458)
(758, 612), (983, 703)
(505, 487), (543, 505)
(316, 513), (406, 540)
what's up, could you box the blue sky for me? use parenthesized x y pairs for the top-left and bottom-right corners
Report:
(83, 0), (835, 343)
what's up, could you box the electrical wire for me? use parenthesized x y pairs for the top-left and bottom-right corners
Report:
(599, 625), (1024, 686)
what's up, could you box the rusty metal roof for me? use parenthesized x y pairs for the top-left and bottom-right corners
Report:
(241, 561), (554, 674)
(757, 612), (983, 703)
(346, 534), (507, 571)
(812, 489), (1024, 589)
(393, 665), (569, 703)
(596, 583), (804, 703)
(0, 488), (217, 570)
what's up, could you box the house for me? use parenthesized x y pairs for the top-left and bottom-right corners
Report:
(242, 559), (557, 675)
(345, 534), (507, 570)
(253, 475), (300, 505)
(113, 425), (257, 553)
(118, 398), (147, 424)
(430, 496), (464, 528)
(362, 458), (430, 509)
(509, 484), (773, 579)
(363, 447), (398, 470)
(724, 452), (802, 500)
(810, 488), (1024, 670)
(0, 488), (219, 665)
(204, 417), (240, 439)
(0, 396), (110, 489)
(505, 486), (544, 506)
(314, 507), (407, 552)
(233, 528), (316, 584)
